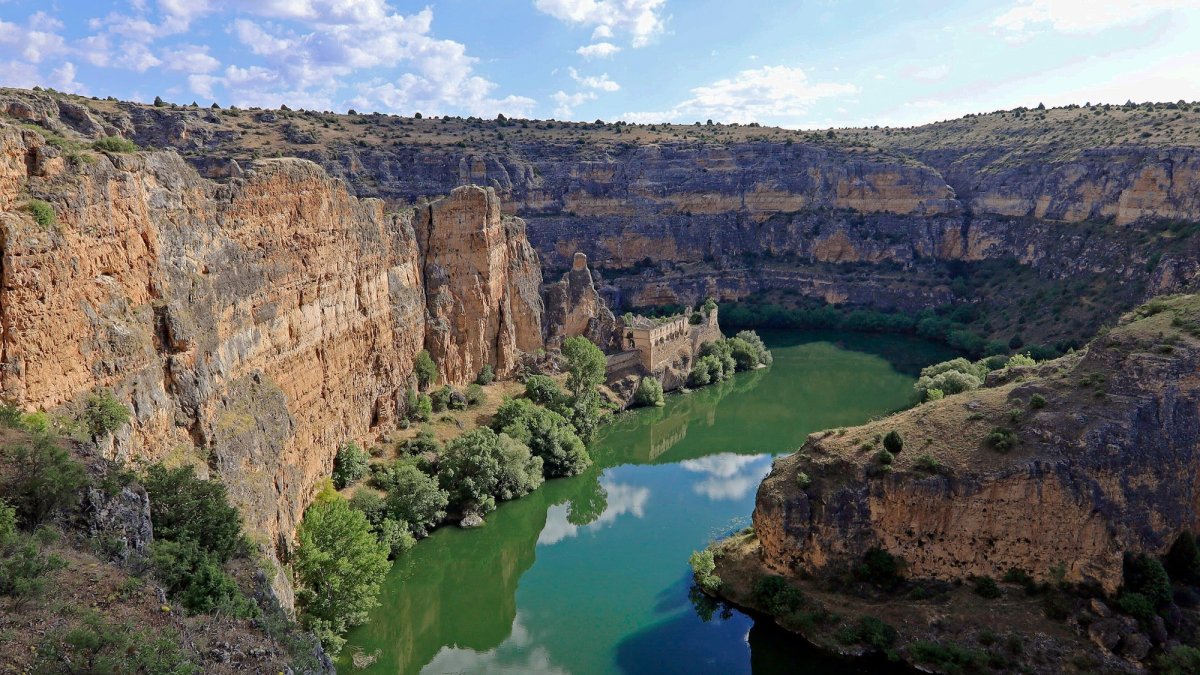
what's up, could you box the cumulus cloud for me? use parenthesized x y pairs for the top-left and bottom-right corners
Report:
(622, 64), (858, 124)
(682, 453), (772, 502)
(552, 89), (597, 117)
(569, 67), (619, 91)
(534, 0), (667, 47)
(537, 481), (650, 545)
(992, 0), (1185, 34)
(576, 42), (621, 59)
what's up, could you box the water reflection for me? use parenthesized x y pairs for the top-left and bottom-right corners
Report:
(682, 453), (774, 502)
(539, 481), (650, 546)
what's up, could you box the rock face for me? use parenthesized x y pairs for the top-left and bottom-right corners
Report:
(0, 122), (552, 598)
(415, 185), (544, 384)
(542, 252), (621, 352)
(750, 296), (1200, 594)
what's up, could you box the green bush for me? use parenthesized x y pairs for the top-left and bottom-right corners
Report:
(1005, 352), (1036, 368)
(1168, 531), (1200, 585)
(752, 575), (804, 615)
(874, 449), (895, 465)
(883, 430), (903, 454)
(332, 441), (369, 489)
(492, 398), (590, 477)
(688, 354), (726, 387)
(381, 462), (448, 536)
(735, 330), (773, 366)
(0, 501), (67, 606)
(475, 364), (495, 385)
(1116, 592), (1157, 625)
(1158, 645), (1200, 675)
(141, 464), (244, 563)
(913, 453), (944, 474)
(1029, 393), (1047, 409)
(985, 427), (1018, 452)
(1123, 552), (1172, 608)
(149, 539), (256, 617)
(465, 383), (485, 406)
(414, 350), (438, 390)
(348, 489), (386, 527)
(34, 612), (199, 674)
(915, 357), (987, 400)
(91, 136), (137, 152)
(27, 199), (56, 229)
(562, 336), (606, 443)
(909, 640), (987, 674)
(413, 394), (433, 422)
(3, 434), (87, 526)
(689, 549), (722, 593)
(632, 377), (664, 407)
(1002, 567), (1037, 592)
(796, 471), (811, 489)
(726, 337), (759, 372)
(295, 491), (392, 656)
(853, 547), (904, 588)
(0, 402), (21, 428)
(493, 432), (544, 500)
(835, 616), (897, 651)
(397, 430), (441, 457)
(430, 385), (452, 412)
(83, 389), (131, 437)
(376, 518), (415, 558)
(972, 575), (1002, 599)
(439, 428), (505, 514)
(524, 375), (563, 405)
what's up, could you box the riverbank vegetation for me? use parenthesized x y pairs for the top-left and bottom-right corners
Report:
(687, 331), (773, 389)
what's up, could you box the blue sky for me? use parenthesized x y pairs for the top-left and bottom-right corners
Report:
(1, 0), (1197, 128)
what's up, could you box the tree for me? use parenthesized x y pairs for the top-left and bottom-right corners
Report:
(1123, 552), (1172, 608)
(495, 433), (543, 500)
(382, 462), (448, 536)
(295, 492), (391, 656)
(414, 350), (438, 390)
(1167, 531), (1200, 584)
(726, 338), (759, 372)
(142, 464), (244, 563)
(332, 441), (370, 489)
(475, 364), (495, 385)
(4, 434), (87, 527)
(524, 375), (562, 405)
(153, 95), (165, 107)
(562, 336), (605, 400)
(492, 398), (590, 477)
(883, 430), (904, 455)
(0, 500), (67, 605)
(438, 428), (503, 514)
(632, 377), (664, 407)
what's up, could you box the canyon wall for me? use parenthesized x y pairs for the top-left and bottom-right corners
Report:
(0, 122), (545, 581)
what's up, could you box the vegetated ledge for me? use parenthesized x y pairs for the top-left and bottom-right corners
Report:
(707, 294), (1200, 674)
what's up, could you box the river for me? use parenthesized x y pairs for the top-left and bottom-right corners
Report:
(340, 331), (953, 674)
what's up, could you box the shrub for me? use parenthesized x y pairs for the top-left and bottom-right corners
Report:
(1123, 552), (1172, 608)
(1003, 567), (1036, 591)
(688, 354), (725, 387)
(1116, 592), (1157, 625)
(382, 462), (448, 536)
(689, 549), (722, 593)
(735, 330), (773, 366)
(1005, 352), (1036, 368)
(91, 136), (137, 152)
(414, 350), (437, 390)
(883, 430), (903, 454)
(854, 547), (904, 588)
(836, 616), (896, 651)
(413, 394), (432, 422)
(632, 377), (665, 407)
(915, 357), (987, 399)
(494, 432), (544, 500)
(150, 539), (255, 617)
(752, 575), (803, 615)
(1167, 531), (1200, 584)
(397, 430), (440, 457)
(27, 199), (56, 229)
(0, 402), (20, 428)
(492, 398), (590, 477)
(438, 428), (505, 514)
(348, 489), (386, 528)
(913, 453), (944, 474)
(33, 612), (199, 674)
(1029, 393), (1047, 409)
(3, 434), (87, 527)
(925, 388), (945, 401)
(985, 427), (1017, 452)
(82, 389), (131, 437)
(430, 385), (452, 412)
(973, 575), (1002, 599)
(141, 464), (244, 563)
(524, 375), (562, 405)
(726, 337), (759, 371)
(332, 441), (370, 489)
(1158, 646), (1200, 675)
(910, 641), (987, 674)
(295, 492), (392, 656)
(376, 518), (415, 558)
(465, 383), (485, 406)
(874, 449), (895, 465)
(0, 501), (67, 605)
(475, 364), (495, 385)
(796, 471), (811, 489)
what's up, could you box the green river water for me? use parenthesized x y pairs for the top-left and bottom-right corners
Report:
(340, 331), (953, 674)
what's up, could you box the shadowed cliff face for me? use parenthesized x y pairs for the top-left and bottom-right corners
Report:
(750, 295), (1200, 594)
(0, 123), (544, 586)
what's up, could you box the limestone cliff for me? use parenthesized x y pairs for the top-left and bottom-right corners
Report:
(750, 295), (1200, 594)
(542, 252), (620, 353)
(0, 121), (548, 598)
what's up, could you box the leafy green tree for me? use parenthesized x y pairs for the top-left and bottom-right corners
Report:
(1123, 552), (1172, 608)
(141, 464), (244, 563)
(561, 336), (606, 443)
(83, 389), (131, 437)
(632, 377), (665, 407)
(495, 433), (544, 500)
(0, 500), (67, 606)
(382, 462), (449, 536)
(465, 383), (485, 406)
(413, 393), (433, 421)
(438, 428), (503, 514)
(524, 375), (563, 405)
(475, 364), (495, 385)
(689, 549), (722, 593)
(295, 491), (392, 656)
(332, 441), (370, 489)
(492, 398), (590, 477)
(726, 337), (760, 372)
(4, 434), (87, 527)
(414, 350), (438, 390)
(348, 489), (386, 528)
(376, 518), (416, 558)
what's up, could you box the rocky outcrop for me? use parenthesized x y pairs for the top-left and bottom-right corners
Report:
(542, 252), (620, 352)
(0, 121), (561, 606)
(748, 295), (1200, 594)
(415, 185), (544, 384)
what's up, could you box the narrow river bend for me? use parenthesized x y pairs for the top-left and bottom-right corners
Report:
(341, 331), (954, 674)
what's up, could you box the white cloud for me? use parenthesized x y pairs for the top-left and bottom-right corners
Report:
(534, 0), (666, 47)
(992, 0), (1187, 34)
(552, 89), (597, 117)
(0, 17), (67, 62)
(576, 42), (621, 59)
(904, 64), (951, 81)
(622, 64), (858, 124)
(537, 481), (650, 545)
(161, 44), (220, 73)
(569, 67), (619, 91)
(48, 61), (86, 94)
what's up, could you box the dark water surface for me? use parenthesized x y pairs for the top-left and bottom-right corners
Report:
(341, 331), (953, 674)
